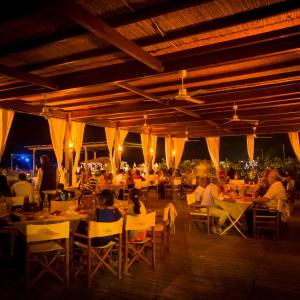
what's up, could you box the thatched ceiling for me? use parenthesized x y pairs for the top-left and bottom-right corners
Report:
(1, 0), (300, 138)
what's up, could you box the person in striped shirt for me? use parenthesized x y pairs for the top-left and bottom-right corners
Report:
(82, 170), (96, 194)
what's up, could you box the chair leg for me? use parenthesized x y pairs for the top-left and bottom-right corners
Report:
(26, 250), (30, 293)
(87, 246), (92, 287)
(124, 232), (128, 275)
(152, 228), (156, 271)
(65, 239), (70, 287)
(118, 234), (122, 279)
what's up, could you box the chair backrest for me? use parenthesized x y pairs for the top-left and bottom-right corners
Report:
(0, 202), (7, 215)
(134, 179), (143, 189)
(6, 196), (24, 207)
(26, 221), (70, 243)
(125, 212), (156, 231)
(229, 179), (245, 185)
(173, 177), (182, 186)
(191, 178), (197, 185)
(186, 193), (196, 206)
(88, 218), (123, 238)
(50, 200), (78, 213)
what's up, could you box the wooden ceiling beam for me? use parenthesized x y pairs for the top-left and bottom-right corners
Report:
(13, 2), (300, 74)
(56, 33), (300, 90)
(115, 81), (200, 118)
(63, 2), (163, 72)
(0, 0), (205, 58)
(2, 26), (300, 100)
(0, 64), (58, 90)
(118, 103), (300, 127)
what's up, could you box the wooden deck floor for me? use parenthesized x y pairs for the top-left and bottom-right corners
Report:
(1, 196), (300, 300)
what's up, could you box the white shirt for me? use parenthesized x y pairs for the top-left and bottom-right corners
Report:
(201, 183), (223, 207)
(11, 180), (34, 202)
(115, 173), (127, 185)
(264, 181), (287, 210)
(194, 185), (204, 202)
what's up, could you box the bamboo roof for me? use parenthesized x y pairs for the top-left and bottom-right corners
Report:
(1, 0), (300, 138)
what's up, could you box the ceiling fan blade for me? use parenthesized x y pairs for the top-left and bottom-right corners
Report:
(190, 89), (207, 97)
(184, 97), (205, 104)
(239, 119), (260, 123)
(223, 120), (233, 125)
(174, 107), (200, 118)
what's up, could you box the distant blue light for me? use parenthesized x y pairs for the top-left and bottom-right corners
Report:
(21, 156), (25, 160)
(25, 158), (29, 162)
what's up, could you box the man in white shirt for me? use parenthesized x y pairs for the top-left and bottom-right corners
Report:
(115, 169), (127, 185)
(201, 177), (228, 234)
(194, 176), (207, 202)
(246, 169), (288, 235)
(254, 169), (287, 210)
(11, 173), (34, 202)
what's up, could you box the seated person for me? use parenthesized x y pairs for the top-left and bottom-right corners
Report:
(82, 171), (96, 194)
(128, 188), (147, 242)
(10, 173), (34, 202)
(146, 169), (158, 186)
(246, 169), (288, 234)
(133, 169), (145, 181)
(115, 169), (127, 185)
(194, 176), (207, 203)
(75, 189), (121, 248)
(201, 176), (228, 234)
(0, 175), (11, 197)
(126, 169), (135, 189)
(98, 170), (107, 186)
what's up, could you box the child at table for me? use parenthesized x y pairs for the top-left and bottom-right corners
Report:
(127, 188), (147, 242)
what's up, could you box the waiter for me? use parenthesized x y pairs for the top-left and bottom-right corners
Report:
(35, 154), (57, 208)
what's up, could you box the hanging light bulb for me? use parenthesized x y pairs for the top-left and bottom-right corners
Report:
(118, 145), (123, 152)
(185, 128), (189, 141)
(172, 149), (176, 156)
(69, 140), (74, 149)
(150, 148), (154, 154)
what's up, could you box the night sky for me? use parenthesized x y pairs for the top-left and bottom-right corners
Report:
(1, 112), (295, 169)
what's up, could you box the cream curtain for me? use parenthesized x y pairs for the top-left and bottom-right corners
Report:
(48, 117), (66, 176)
(205, 136), (220, 175)
(141, 132), (150, 170)
(105, 127), (117, 173)
(173, 137), (186, 169)
(246, 135), (255, 166)
(150, 135), (157, 168)
(71, 121), (85, 186)
(113, 129), (128, 172)
(165, 135), (173, 168)
(0, 109), (14, 161)
(288, 132), (300, 161)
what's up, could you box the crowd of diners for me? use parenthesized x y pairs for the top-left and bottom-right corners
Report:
(0, 154), (297, 237)
(193, 168), (295, 235)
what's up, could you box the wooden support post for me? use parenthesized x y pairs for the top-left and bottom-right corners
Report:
(93, 151), (96, 160)
(84, 147), (88, 170)
(64, 114), (73, 186)
(32, 149), (36, 173)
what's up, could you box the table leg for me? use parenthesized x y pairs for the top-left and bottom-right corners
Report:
(219, 211), (248, 239)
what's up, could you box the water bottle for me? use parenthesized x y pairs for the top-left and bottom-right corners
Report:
(43, 195), (49, 215)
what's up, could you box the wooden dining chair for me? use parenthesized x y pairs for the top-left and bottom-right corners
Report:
(186, 192), (210, 233)
(154, 203), (177, 255)
(25, 221), (70, 292)
(73, 218), (123, 287)
(124, 212), (156, 274)
(165, 177), (182, 200)
(253, 207), (281, 240)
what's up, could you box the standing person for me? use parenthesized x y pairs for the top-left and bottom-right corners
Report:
(35, 154), (57, 206)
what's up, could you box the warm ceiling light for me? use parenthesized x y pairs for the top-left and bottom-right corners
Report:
(172, 150), (175, 156)
(118, 145), (123, 152)
(69, 140), (74, 148)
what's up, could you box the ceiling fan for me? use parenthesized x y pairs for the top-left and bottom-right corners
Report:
(170, 70), (205, 105)
(224, 102), (258, 125)
(252, 123), (272, 139)
(38, 94), (63, 120)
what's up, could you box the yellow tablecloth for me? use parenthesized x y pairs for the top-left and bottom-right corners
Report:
(215, 199), (252, 220)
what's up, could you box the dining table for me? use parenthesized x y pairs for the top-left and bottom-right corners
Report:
(215, 195), (254, 239)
